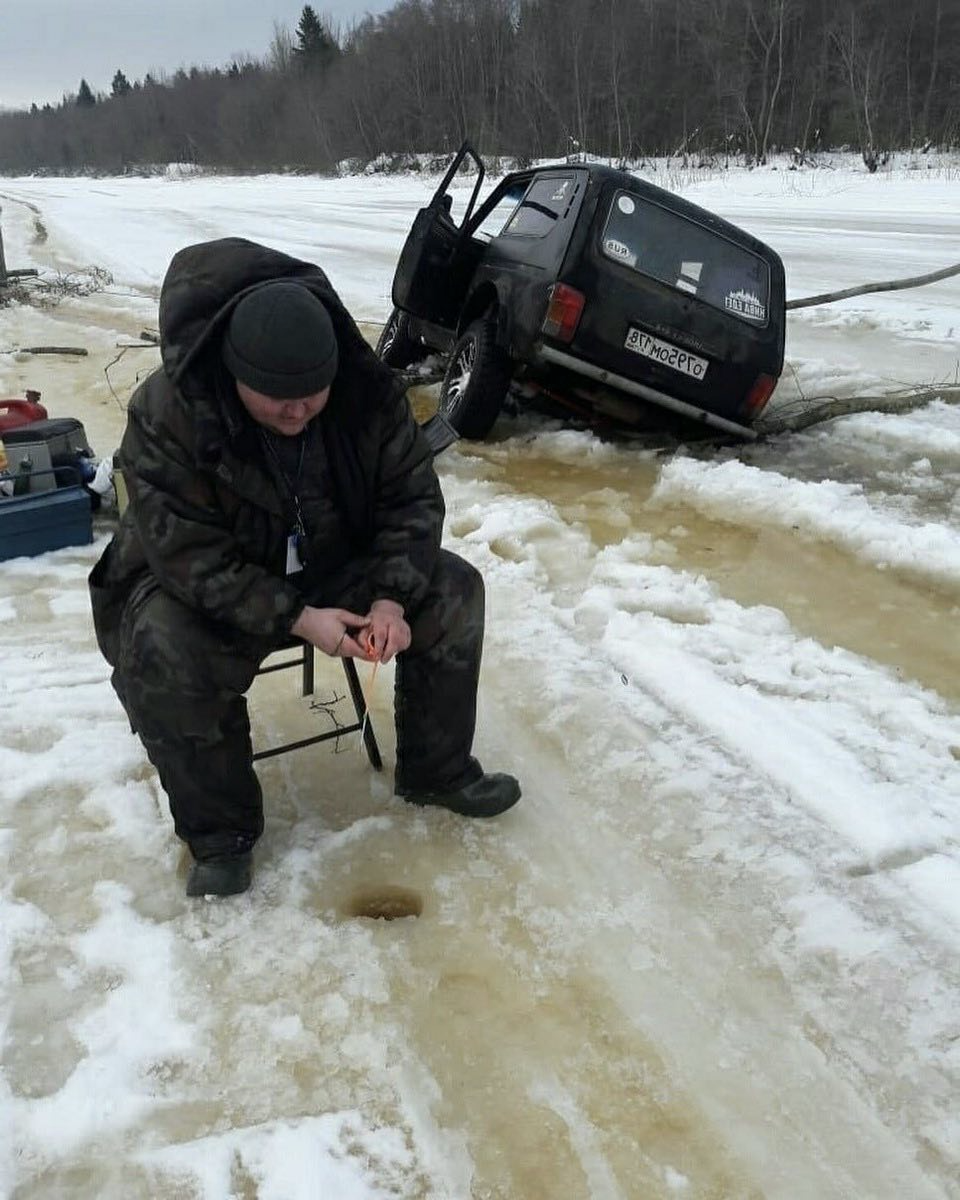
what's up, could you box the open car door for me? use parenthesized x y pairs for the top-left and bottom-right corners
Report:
(391, 142), (485, 325)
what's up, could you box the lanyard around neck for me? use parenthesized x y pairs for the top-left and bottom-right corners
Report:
(259, 429), (307, 536)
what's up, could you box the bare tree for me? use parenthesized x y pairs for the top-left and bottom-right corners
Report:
(831, 2), (890, 170)
(743, 0), (793, 163)
(268, 22), (296, 73)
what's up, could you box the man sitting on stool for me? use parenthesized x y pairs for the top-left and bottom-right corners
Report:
(89, 238), (520, 898)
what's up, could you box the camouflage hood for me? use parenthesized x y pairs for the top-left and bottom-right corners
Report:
(158, 237), (395, 464)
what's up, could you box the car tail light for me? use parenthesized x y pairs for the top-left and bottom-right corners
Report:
(541, 284), (585, 343)
(744, 372), (776, 418)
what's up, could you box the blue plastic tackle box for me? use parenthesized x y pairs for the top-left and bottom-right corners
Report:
(0, 482), (93, 562)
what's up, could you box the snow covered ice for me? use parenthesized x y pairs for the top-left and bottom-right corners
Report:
(1, 158), (959, 1198)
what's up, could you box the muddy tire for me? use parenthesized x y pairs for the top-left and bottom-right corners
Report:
(439, 318), (513, 439)
(376, 308), (424, 368)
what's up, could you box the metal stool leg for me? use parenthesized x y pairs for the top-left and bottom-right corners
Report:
(343, 657), (384, 771)
(301, 642), (314, 696)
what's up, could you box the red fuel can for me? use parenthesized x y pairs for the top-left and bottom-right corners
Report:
(0, 391), (49, 433)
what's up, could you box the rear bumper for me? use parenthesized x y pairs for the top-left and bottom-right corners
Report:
(535, 344), (757, 440)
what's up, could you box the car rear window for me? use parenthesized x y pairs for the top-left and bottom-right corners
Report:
(502, 175), (576, 238)
(601, 190), (771, 326)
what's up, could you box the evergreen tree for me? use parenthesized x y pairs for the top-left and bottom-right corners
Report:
(76, 78), (96, 107)
(111, 69), (132, 99)
(293, 5), (339, 71)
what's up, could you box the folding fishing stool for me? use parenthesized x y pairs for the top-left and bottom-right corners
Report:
(253, 640), (382, 770)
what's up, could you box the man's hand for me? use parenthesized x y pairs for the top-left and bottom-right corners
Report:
(365, 598), (411, 665)
(291, 606), (371, 658)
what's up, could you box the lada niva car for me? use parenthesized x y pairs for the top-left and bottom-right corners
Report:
(378, 142), (785, 443)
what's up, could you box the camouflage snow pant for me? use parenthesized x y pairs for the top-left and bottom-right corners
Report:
(109, 550), (484, 860)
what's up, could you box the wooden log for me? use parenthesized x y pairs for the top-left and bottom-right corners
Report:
(0, 346), (88, 356)
(756, 385), (960, 435)
(787, 261), (960, 310)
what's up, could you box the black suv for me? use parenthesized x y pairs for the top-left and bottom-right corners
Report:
(378, 143), (786, 443)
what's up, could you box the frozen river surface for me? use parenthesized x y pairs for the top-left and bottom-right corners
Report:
(1, 161), (959, 1198)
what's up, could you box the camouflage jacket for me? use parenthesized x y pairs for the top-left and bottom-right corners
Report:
(90, 238), (443, 663)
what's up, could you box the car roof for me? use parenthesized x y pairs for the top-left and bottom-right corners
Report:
(507, 161), (672, 191)
(502, 161), (781, 264)
(514, 161), (634, 184)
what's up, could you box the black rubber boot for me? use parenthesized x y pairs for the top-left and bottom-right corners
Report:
(186, 852), (253, 898)
(398, 772), (521, 818)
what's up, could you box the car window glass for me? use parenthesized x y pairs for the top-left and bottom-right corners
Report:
(502, 175), (575, 238)
(437, 162), (483, 228)
(439, 188), (470, 228)
(601, 191), (770, 325)
(473, 183), (527, 242)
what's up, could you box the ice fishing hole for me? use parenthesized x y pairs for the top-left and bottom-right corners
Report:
(345, 885), (423, 921)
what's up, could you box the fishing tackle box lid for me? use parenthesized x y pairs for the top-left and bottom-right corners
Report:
(0, 471), (93, 562)
(2, 417), (92, 461)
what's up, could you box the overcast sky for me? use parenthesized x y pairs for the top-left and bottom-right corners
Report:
(0, 0), (397, 110)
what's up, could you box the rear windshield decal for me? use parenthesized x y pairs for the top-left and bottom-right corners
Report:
(604, 237), (637, 267)
(676, 261), (703, 295)
(617, 195), (636, 215)
(723, 289), (766, 322)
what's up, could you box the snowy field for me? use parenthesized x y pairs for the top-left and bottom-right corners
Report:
(1, 158), (959, 1198)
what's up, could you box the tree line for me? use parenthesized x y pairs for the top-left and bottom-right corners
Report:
(0, 0), (956, 177)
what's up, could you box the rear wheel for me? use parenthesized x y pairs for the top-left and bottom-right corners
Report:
(439, 317), (513, 439)
(376, 308), (424, 368)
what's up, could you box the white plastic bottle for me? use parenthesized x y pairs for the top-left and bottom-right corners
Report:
(0, 436), (13, 497)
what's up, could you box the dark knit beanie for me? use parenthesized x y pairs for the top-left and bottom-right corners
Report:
(221, 282), (338, 398)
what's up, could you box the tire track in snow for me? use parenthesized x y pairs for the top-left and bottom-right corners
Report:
(436, 448), (960, 1195)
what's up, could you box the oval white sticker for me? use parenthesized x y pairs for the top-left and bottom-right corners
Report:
(604, 237), (632, 260)
(618, 195), (636, 215)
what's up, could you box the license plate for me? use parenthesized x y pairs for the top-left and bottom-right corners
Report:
(624, 327), (708, 380)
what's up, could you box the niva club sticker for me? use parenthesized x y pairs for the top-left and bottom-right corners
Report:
(723, 289), (766, 321)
